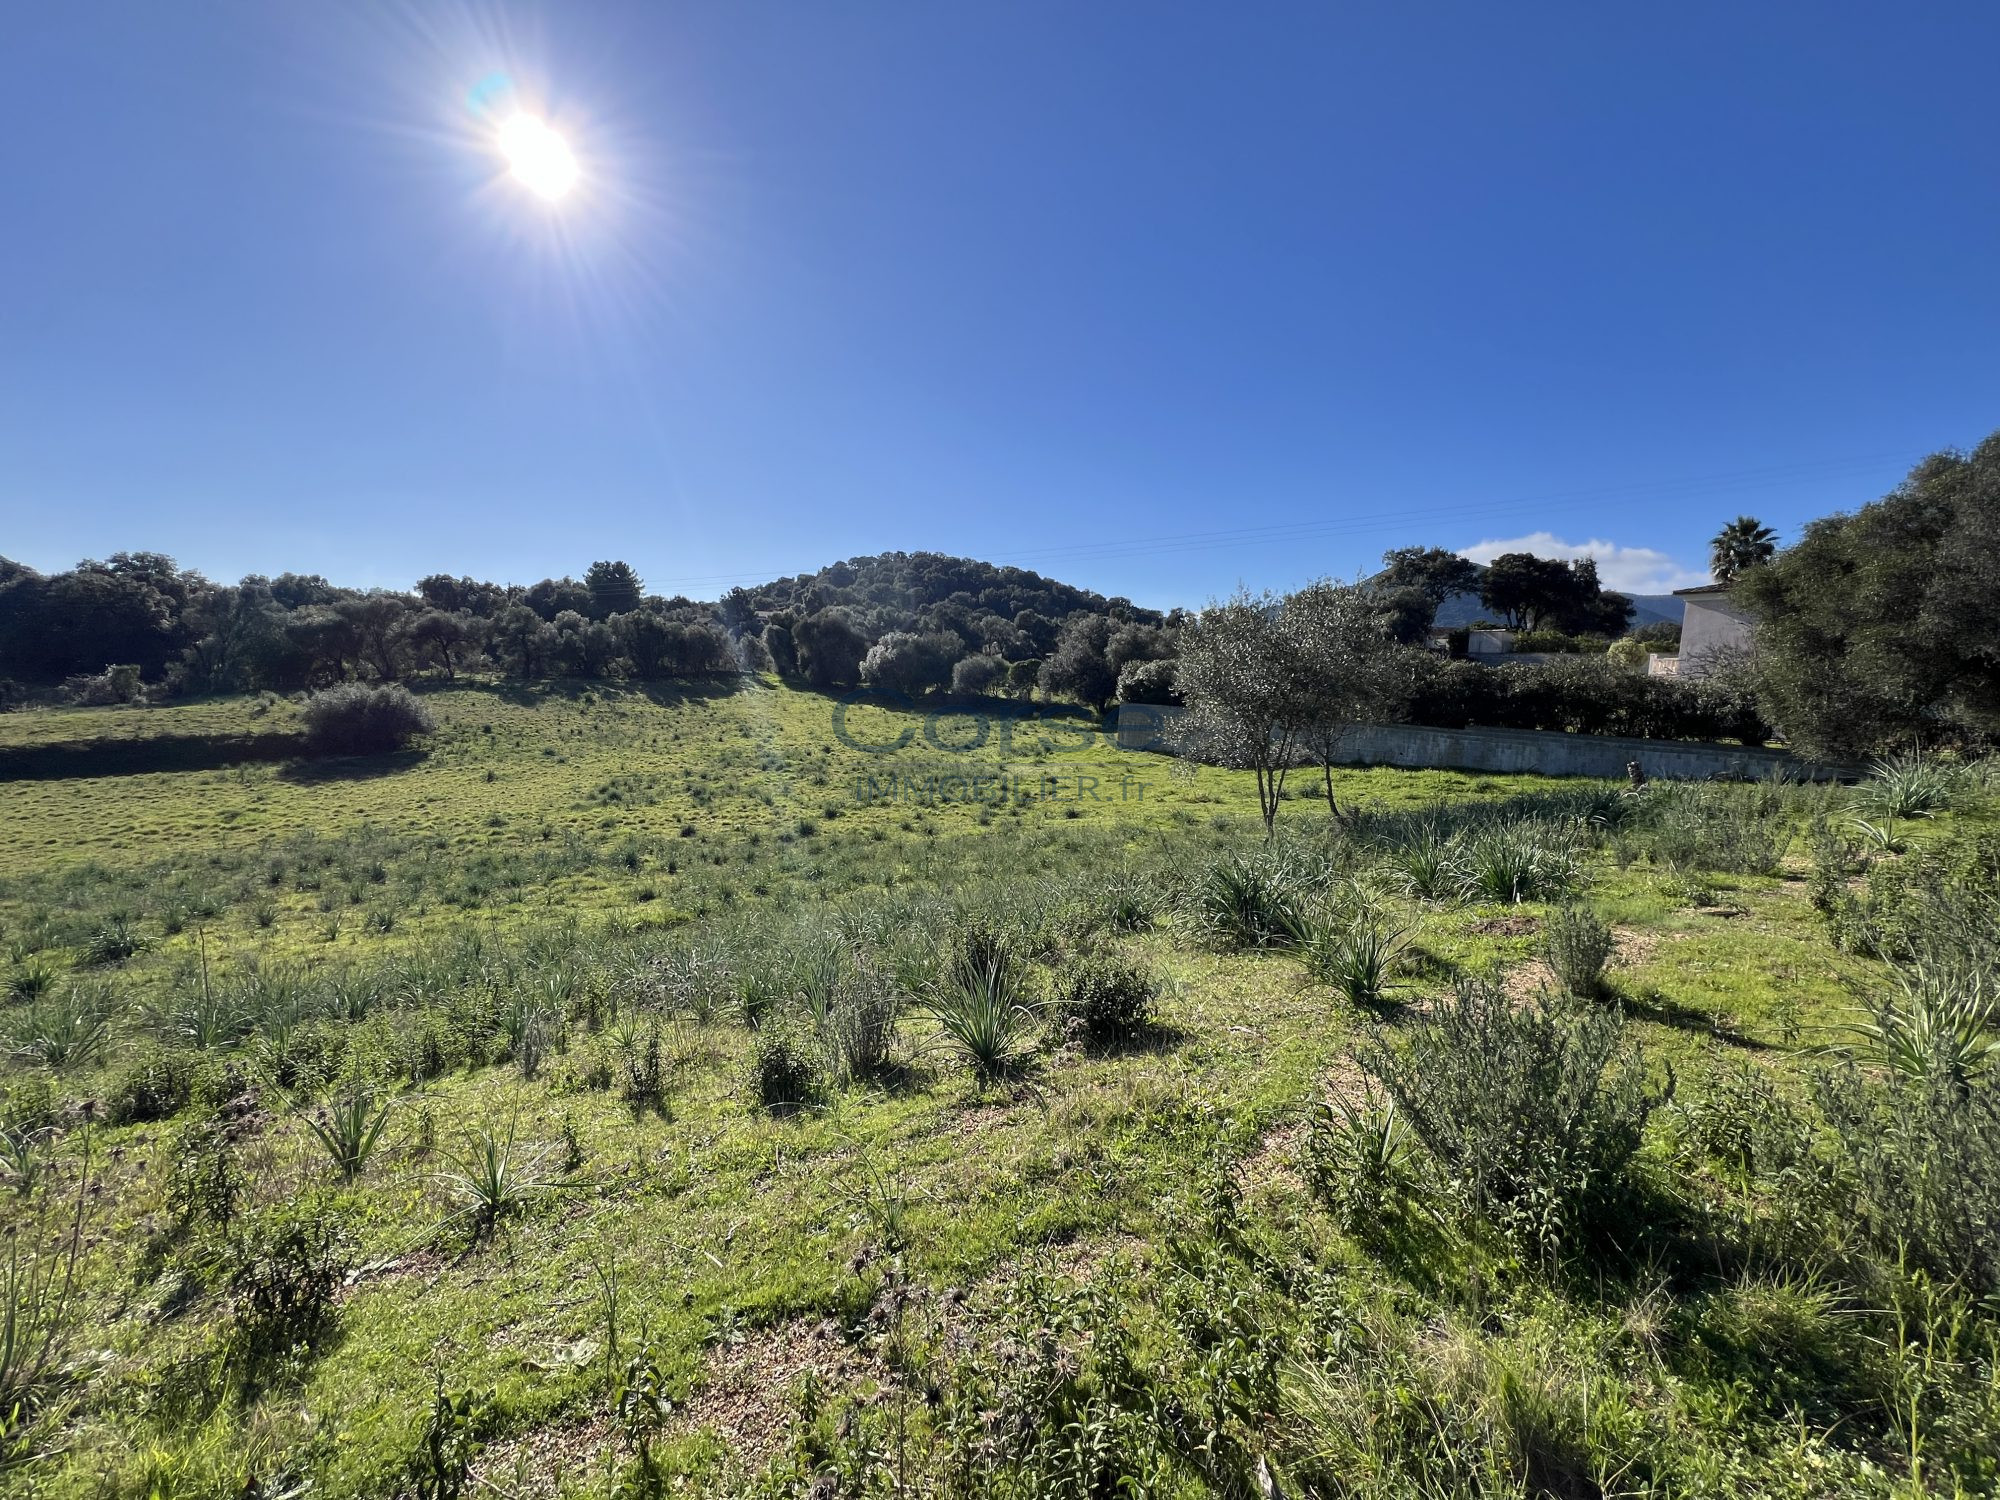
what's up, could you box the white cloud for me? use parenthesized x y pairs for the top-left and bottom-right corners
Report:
(1456, 532), (1710, 594)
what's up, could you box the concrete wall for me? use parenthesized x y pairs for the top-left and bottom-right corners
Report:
(1113, 703), (1849, 781)
(1679, 591), (1755, 677)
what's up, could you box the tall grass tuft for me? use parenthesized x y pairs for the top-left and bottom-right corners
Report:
(1304, 1086), (1425, 1237)
(439, 1123), (552, 1242)
(1382, 821), (1463, 902)
(0, 1142), (87, 1436)
(922, 936), (1038, 1079)
(8, 985), (112, 1070)
(1300, 912), (1407, 1008)
(1458, 820), (1582, 904)
(6, 958), (58, 1005)
(1856, 754), (1962, 821)
(1851, 960), (2000, 1088)
(1182, 852), (1313, 949)
(304, 1090), (392, 1181)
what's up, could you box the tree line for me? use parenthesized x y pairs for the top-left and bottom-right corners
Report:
(0, 550), (1179, 711)
(4, 429), (1992, 764)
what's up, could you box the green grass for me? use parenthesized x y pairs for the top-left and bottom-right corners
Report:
(0, 681), (1993, 1497)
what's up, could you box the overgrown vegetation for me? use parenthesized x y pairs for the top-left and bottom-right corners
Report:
(1, 683), (1997, 1496)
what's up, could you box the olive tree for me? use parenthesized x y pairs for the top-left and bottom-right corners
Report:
(1283, 581), (1406, 820)
(1174, 591), (1308, 837)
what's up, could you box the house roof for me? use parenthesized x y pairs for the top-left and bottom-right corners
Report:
(1672, 582), (1731, 596)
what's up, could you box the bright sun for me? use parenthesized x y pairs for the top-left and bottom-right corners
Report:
(497, 113), (577, 202)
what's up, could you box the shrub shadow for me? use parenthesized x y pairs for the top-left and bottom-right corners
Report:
(277, 749), (429, 784)
(1619, 987), (1770, 1050)
(0, 732), (305, 781)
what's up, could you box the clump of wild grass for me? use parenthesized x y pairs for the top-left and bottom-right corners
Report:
(1304, 1085), (1425, 1238)
(0, 1145), (88, 1431)
(610, 1016), (671, 1113)
(8, 984), (113, 1069)
(1855, 754), (1962, 822)
(0, 1128), (50, 1197)
(921, 929), (1039, 1078)
(1849, 959), (2000, 1089)
(79, 915), (147, 967)
(439, 1123), (552, 1242)
(6, 958), (58, 1005)
(1458, 820), (1583, 904)
(1181, 852), (1313, 950)
(1382, 821), (1463, 902)
(1299, 911), (1407, 1008)
(303, 1090), (392, 1181)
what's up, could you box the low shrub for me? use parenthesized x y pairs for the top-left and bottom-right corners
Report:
(1630, 782), (1792, 877)
(1817, 1057), (2000, 1296)
(1542, 906), (1614, 999)
(1050, 952), (1155, 1046)
(1396, 653), (1769, 743)
(749, 1016), (822, 1109)
(1820, 829), (2000, 960)
(105, 1045), (225, 1125)
(166, 1120), (245, 1236)
(1358, 978), (1668, 1259)
(226, 1197), (354, 1362)
(0, 1079), (55, 1141)
(1511, 630), (1591, 655)
(300, 683), (436, 757)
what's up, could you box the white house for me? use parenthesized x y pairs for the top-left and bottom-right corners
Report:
(1648, 582), (1753, 678)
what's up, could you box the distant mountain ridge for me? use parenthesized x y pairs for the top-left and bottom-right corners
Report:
(1431, 590), (1683, 630)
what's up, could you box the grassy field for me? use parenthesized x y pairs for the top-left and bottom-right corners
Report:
(1, 680), (1995, 1498)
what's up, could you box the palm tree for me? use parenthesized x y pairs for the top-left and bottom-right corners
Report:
(1709, 516), (1778, 583)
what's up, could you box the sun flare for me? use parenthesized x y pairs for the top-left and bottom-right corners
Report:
(497, 112), (577, 201)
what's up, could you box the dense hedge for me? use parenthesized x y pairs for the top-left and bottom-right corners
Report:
(1399, 656), (1769, 744)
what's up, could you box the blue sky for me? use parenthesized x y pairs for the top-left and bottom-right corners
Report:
(3, 3), (1996, 609)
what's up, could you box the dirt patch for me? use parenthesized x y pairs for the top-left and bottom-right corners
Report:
(1500, 960), (1558, 1001)
(342, 1246), (452, 1291)
(1240, 1119), (1309, 1200)
(945, 1101), (1018, 1138)
(1610, 927), (1660, 968)
(680, 1317), (881, 1470)
(472, 1413), (617, 1498)
(1471, 915), (1540, 937)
